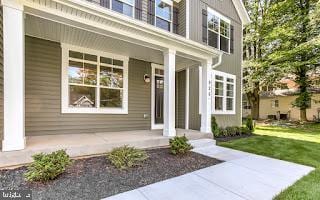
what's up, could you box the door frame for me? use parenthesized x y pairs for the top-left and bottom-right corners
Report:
(151, 63), (164, 130)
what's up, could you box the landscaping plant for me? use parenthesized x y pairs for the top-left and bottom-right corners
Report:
(107, 145), (148, 169)
(245, 116), (255, 133)
(169, 135), (193, 155)
(24, 150), (72, 182)
(211, 116), (219, 137)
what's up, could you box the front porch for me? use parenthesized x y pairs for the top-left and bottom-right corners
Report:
(0, 129), (212, 168)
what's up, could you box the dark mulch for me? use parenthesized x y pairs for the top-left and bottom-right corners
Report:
(215, 134), (254, 142)
(0, 148), (221, 200)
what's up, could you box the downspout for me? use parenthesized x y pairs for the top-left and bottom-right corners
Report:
(212, 52), (223, 69)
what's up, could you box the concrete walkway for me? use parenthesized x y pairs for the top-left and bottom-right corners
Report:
(103, 139), (314, 200)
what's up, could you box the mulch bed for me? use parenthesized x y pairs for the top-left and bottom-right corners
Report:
(215, 134), (254, 142)
(0, 148), (221, 200)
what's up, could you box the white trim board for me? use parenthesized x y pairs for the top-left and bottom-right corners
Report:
(151, 63), (164, 130)
(61, 43), (129, 114)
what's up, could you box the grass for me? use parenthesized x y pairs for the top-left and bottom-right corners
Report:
(219, 123), (320, 200)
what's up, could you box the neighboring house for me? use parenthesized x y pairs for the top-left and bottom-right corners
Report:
(0, 0), (250, 151)
(243, 89), (320, 121)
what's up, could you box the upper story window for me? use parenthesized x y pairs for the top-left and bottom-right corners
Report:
(61, 44), (129, 114)
(203, 7), (233, 53)
(112, 0), (135, 17)
(155, 0), (172, 31)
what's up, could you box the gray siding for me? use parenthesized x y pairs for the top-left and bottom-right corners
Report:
(189, 0), (241, 44)
(188, 0), (243, 128)
(25, 36), (152, 136)
(189, 66), (201, 130)
(0, 7), (3, 142)
(176, 70), (185, 129)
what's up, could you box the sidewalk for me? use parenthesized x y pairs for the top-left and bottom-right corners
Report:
(103, 139), (314, 200)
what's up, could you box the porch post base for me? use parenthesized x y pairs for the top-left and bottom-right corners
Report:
(163, 129), (176, 137)
(2, 137), (26, 152)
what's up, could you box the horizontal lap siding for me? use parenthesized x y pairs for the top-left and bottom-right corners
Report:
(189, 0), (243, 128)
(0, 7), (3, 143)
(176, 70), (185, 129)
(25, 36), (151, 136)
(189, 66), (201, 130)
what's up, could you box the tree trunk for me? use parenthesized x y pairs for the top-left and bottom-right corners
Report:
(247, 88), (260, 120)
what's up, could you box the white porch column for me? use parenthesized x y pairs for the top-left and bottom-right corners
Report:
(2, 0), (25, 151)
(200, 60), (212, 133)
(185, 67), (189, 130)
(163, 49), (176, 137)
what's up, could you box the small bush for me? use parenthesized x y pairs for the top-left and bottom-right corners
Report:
(245, 116), (255, 133)
(107, 145), (148, 169)
(225, 127), (238, 136)
(169, 135), (193, 155)
(211, 116), (219, 137)
(241, 127), (252, 135)
(24, 150), (72, 182)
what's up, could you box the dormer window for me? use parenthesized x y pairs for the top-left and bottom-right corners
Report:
(155, 0), (173, 31)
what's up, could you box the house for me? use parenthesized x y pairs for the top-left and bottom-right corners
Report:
(243, 78), (320, 121)
(0, 0), (250, 152)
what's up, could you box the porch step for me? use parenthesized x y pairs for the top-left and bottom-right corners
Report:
(189, 139), (216, 149)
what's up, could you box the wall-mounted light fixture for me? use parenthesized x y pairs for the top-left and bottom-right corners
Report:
(144, 74), (151, 83)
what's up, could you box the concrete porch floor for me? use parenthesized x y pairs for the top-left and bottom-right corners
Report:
(0, 129), (213, 168)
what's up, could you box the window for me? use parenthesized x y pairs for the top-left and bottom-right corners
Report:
(212, 70), (236, 114)
(271, 100), (279, 108)
(242, 101), (251, 109)
(112, 0), (134, 17)
(207, 7), (231, 53)
(155, 0), (172, 31)
(61, 44), (129, 114)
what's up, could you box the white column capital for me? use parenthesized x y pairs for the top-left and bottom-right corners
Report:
(1, 0), (24, 11)
(163, 49), (176, 56)
(201, 59), (213, 67)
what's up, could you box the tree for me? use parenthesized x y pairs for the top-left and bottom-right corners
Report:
(242, 0), (280, 119)
(263, 0), (320, 121)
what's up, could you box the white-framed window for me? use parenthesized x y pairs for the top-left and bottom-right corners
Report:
(212, 70), (236, 114)
(207, 7), (231, 53)
(61, 44), (129, 114)
(155, 0), (173, 31)
(271, 100), (279, 108)
(112, 0), (135, 17)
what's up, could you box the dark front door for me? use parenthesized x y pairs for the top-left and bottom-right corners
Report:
(155, 76), (164, 124)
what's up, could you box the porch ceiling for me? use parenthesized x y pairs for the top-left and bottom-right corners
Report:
(25, 15), (200, 70)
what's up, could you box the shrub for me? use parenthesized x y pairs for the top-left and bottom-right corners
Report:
(24, 150), (72, 182)
(245, 116), (255, 133)
(107, 145), (148, 169)
(211, 116), (219, 137)
(241, 127), (252, 135)
(225, 126), (239, 136)
(169, 135), (193, 155)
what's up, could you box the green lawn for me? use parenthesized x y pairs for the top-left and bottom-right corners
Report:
(219, 123), (320, 200)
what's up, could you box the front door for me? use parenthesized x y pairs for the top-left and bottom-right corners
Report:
(155, 75), (164, 124)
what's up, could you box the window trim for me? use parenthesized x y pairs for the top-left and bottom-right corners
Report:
(154, 0), (173, 32)
(212, 70), (236, 115)
(207, 7), (231, 53)
(111, 0), (135, 18)
(61, 44), (129, 114)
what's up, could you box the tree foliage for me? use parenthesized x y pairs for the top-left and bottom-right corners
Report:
(243, 0), (320, 121)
